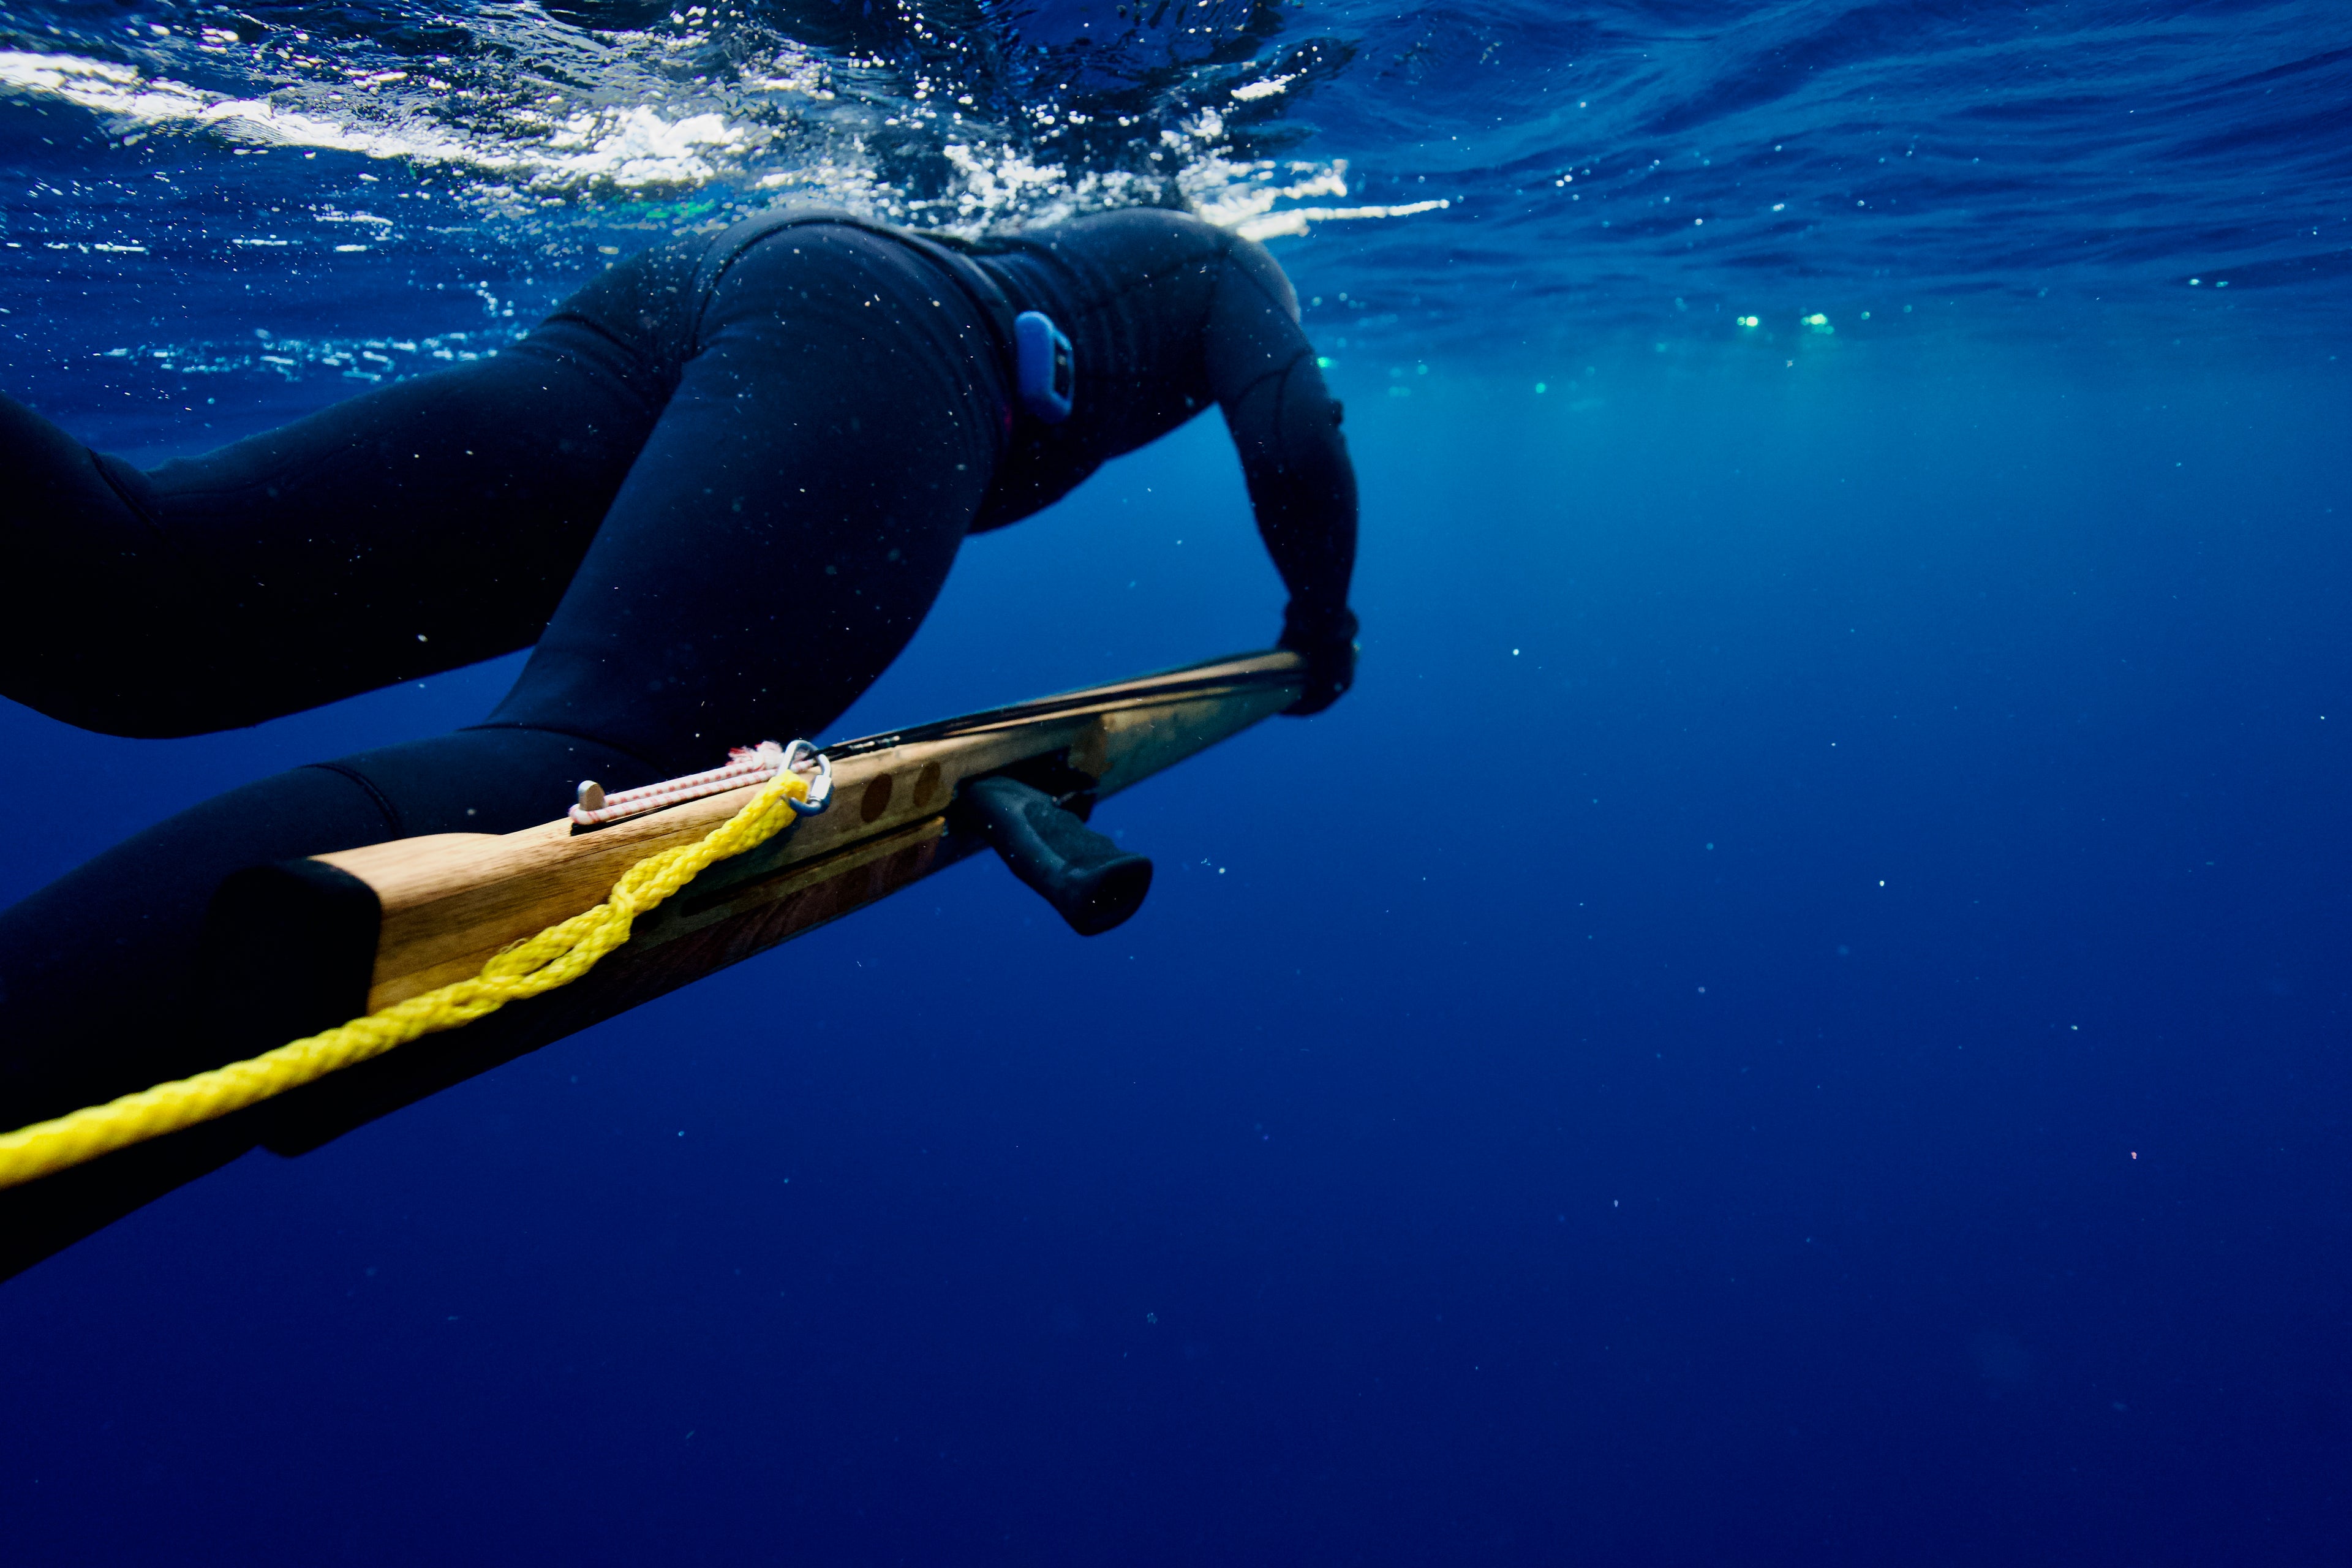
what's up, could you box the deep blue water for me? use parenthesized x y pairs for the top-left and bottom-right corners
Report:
(4, 2), (2350, 1563)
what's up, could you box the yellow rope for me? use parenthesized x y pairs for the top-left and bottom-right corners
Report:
(0, 767), (814, 1191)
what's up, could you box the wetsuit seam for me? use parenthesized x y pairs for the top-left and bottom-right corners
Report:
(900, 240), (1022, 367)
(685, 214), (840, 353)
(301, 761), (405, 839)
(86, 451), (166, 537)
(1269, 356), (1302, 470)
(521, 314), (673, 417)
(1224, 343), (1313, 412)
(690, 221), (806, 345)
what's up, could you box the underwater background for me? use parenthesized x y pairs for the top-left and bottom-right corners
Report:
(3, 1), (2349, 1561)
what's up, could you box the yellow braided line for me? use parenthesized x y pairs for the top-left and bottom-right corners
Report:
(0, 769), (813, 1191)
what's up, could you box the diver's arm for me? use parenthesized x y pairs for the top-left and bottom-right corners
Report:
(1206, 238), (1359, 712)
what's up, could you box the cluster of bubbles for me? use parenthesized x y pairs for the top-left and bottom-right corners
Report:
(1, 0), (1390, 237)
(101, 322), (518, 382)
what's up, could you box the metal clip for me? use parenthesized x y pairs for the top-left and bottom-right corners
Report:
(780, 739), (832, 816)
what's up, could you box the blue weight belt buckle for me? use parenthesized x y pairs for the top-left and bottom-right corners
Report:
(1014, 310), (1075, 424)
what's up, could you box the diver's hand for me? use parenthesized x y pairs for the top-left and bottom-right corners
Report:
(1277, 603), (1358, 716)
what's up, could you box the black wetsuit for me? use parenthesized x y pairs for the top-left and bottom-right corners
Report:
(0, 208), (1356, 1129)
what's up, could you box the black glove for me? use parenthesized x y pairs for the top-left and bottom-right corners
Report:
(1277, 603), (1359, 716)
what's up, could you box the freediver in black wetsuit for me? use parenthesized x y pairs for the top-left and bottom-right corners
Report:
(0, 207), (1359, 1131)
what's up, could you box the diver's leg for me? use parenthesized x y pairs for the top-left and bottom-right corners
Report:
(0, 316), (660, 738)
(0, 725), (658, 1129)
(0, 224), (1008, 1129)
(483, 223), (1009, 769)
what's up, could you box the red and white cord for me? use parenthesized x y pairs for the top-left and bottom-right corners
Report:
(570, 740), (831, 828)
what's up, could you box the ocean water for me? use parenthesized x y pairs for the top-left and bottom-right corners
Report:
(3, 2), (2350, 1562)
